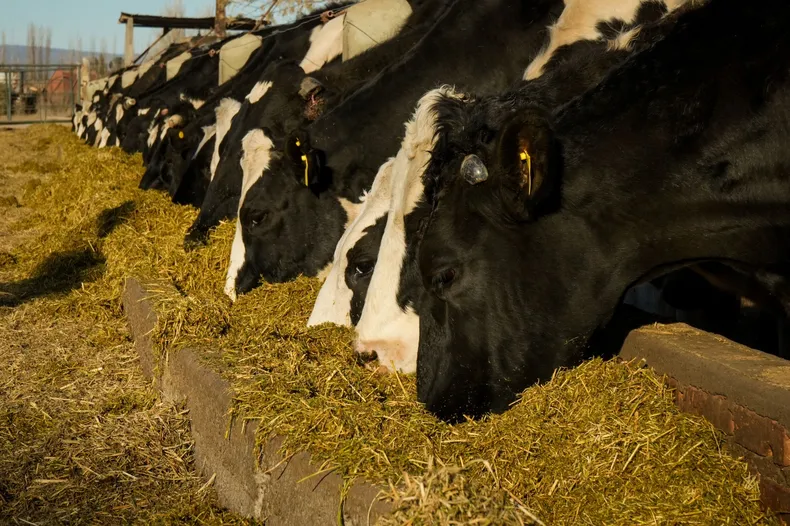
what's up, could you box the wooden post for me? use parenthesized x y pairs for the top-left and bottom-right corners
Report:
(125, 16), (134, 66)
(215, 0), (227, 38)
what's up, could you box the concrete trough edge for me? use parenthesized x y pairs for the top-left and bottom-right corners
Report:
(621, 323), (790, 522)
(121, 277), (393, 525)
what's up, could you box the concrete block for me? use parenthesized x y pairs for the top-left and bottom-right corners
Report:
(122, 278), (392, 524)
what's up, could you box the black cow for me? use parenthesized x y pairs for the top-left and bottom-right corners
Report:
(411, 0), (790, 421)
(228, 0), (568, 297)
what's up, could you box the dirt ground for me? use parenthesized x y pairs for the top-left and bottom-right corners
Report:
(0, 128), (256, 525)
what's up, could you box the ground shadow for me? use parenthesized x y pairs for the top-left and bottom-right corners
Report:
(95, 200), (136, 238)
(0, 201), (136, 307)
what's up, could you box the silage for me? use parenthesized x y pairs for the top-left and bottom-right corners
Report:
(1, 125), (779, 524)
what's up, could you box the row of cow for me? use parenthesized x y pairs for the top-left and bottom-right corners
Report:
(72, 0), (790, 421)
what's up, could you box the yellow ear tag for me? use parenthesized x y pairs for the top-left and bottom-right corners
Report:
(178, 131), (184, 139)
(301, 154), (309, 186)
(519, 149), (533, 196)
(295, 139), (301, 147)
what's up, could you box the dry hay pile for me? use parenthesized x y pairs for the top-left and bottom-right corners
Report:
(0, 125), (779, 524)
(0, 126), (256, 525)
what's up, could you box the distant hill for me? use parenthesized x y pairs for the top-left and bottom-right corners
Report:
(1, 45), (121, 65)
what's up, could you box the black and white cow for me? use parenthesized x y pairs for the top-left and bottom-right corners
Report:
(99, 38), (228, 150)
(225, 0), (569, 299)
(410, 0), (790, 421)
(309, 0), (691, 374)
(152, 6), (351, 217)
(181, 0), (447, 262)
(76, 42), (192, 145)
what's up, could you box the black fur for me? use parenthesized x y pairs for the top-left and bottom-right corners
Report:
(412, 0), (790, 421)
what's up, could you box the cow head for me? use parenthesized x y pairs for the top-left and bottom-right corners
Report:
(412, 99), (573, 422)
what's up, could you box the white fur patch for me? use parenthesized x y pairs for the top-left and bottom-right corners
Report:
(299, 14), (346, 73)
(210, 98), (242, 181)
(218, 32), (263, 84)
(115, 103), (124, 124)
(121, 69), (138, 88)
(166, 51), (192, 80)
(308, 160), (396, 327)
(179, 95), (205, 110)
(92, 94), (100, 103)
(224, 128), (274, 300)
(607, 26), (642, 51)
(353, 86), (467, 373)
(147, 123), (160, 148)
(137, 58), (156, 77)
(137, 107), (150, 116)
(245, 80), (273, 104)
(193, 124), (217, 161)
(92, 119), (104, 147)
(98, 127), (111, 148)
(523, 0), (645, 80)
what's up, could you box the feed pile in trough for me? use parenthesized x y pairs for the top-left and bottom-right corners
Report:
(1, 125), (780, 524)
(0, 126), (257, 524)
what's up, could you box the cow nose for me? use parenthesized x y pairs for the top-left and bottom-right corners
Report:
(353, 341), (379, 366)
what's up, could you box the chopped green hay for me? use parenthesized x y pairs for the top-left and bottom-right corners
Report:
(0, 125), (780, 524)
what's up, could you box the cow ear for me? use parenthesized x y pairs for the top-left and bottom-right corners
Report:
(285, 132), (323, 188)
(495, 108), (559, 216)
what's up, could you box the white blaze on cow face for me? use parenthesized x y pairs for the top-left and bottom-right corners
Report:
(354, 86), (466, 374)
(193, 124), (217, 161)
(146, 110), (162, 148)
(224, 128), (274, 301)
(308, 159), (396, 327)
(115, 103), (124, 125)
(245, 80), (273, 104)
(299, 14), (346, 73)
(524, 0), (646, 80)
(211, 98), (242, 181)
(92, 119), (104, 147)
(98, 127), (111, 148)
(137, 107), (150, 116)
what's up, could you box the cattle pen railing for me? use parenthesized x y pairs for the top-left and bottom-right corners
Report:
(1, 64), (81, 125)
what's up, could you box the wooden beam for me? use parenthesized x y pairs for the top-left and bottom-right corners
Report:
(118, 12), (261, 31)
(124, 17), (134, 66)
(215, 0), (227, 38)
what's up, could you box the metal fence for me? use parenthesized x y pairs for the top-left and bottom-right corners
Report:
(0, 64), (81, 125)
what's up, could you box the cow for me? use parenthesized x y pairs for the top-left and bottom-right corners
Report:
(408, 0), (790, 421)
(157, 5), (352, 210)
(309, 0), (692, 375)
(181, 0), (451, 260)
(145, 5), (352, 210)
(78, 41), (192, 143)
(225, 0), (569, 300)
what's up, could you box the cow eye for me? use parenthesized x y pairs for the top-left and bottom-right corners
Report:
(354, 261), (374, 276)
(431, 268), (457, 295)
(247, 210), (268, 227)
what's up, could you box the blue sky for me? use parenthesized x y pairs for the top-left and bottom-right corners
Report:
(2, 1), (216, 54)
